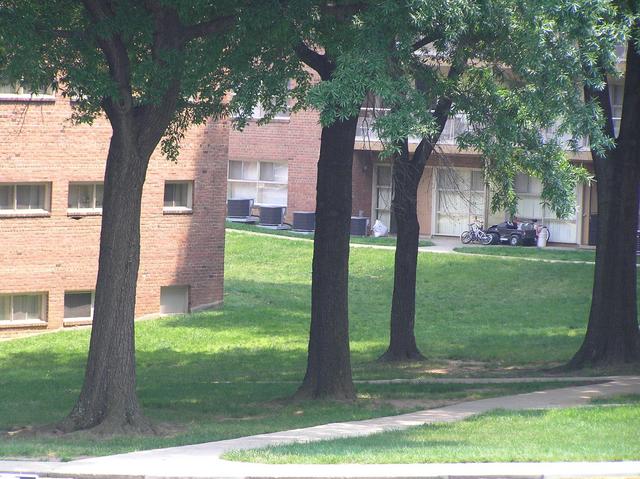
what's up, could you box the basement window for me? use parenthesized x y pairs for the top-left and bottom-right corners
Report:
(0, 293), (47, 325)
(64, 291), (94, 325)
(0, 183), (51, 217)
(68, 182), (103, 215)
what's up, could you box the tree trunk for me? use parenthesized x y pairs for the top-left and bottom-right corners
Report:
(57, 128), (154, 434)
(568, 41), (640, 368)
(379, 140), (429, 361)
(296, 115), (359, 400)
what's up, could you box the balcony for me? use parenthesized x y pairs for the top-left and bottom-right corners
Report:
(356, 108), (589, 151)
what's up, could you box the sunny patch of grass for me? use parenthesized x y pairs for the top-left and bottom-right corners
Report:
(454, 246), (595, 262)
(225, 397), (640, 464)
(0, 231), (631, 459)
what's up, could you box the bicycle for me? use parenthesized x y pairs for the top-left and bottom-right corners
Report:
(460, 222), (493, 245)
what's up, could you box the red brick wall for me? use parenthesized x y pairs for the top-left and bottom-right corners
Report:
(0, 93), (228, 333)
(352, 151), (374, 218)
(229, 113), (380, 225)
(228, 109), (322, 220)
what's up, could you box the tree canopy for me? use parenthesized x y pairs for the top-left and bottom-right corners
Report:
(310, 0), (623, 217)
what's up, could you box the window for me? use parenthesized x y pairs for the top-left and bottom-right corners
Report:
(68, 183), (103, 212)
(64, 291), (94, 322)
(610, 83), (624, 137)
(251, 80), (293, 120)
(227, 160), (288, 206)
(514, 173), (578, 243)
(374, 164), (393, 228)
(0, 183), (50, 215)
(251, 102), (290, 121)
(160, 286), (189, 314)
(163, 181), (193, 212)
(0, 76), (55, 101)
(0, 294), (47, 324)
(435, 168), (485, 236)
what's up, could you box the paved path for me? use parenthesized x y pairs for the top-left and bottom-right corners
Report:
(2, 376), (639, 479)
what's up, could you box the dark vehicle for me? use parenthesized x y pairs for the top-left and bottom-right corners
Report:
(486, 220), (538, 246)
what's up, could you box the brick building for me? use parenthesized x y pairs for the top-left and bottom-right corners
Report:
(226, 50), (632, 246)
(0, 88), (228, 334)
(227, 100), (608, 246)
(227, 106), (374, 222)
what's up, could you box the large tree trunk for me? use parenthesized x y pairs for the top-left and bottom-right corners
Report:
(296, 115), (359, 400)
(57, 128), (154, 434)
(568, 40), (640, 368)
(378, 75), (457, 362)
(379, 140), (428, 361)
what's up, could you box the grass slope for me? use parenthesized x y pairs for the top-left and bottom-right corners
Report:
(225, 221), (435, 247)
(454, 246), (596, 262)
(0, 231), (628, 459)
(225, 396), (640, 464)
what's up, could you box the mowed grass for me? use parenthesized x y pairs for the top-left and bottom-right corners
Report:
(0, 230), (624, 459)
(225, 221), (435, 247)
(225, 396), (640, 464)
(454, 246), (596, 262)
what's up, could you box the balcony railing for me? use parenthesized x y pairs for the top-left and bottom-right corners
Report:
(356, 108), (589, 151)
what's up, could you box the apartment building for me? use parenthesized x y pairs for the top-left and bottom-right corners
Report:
(227, 99), (617, 246)
(0, 87), (229, 334)
(226, 101), (374, 223)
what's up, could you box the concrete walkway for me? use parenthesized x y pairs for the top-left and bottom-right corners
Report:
(2, 376), (639, 479)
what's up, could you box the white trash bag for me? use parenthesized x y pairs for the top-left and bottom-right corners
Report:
(372, 219), (389, 237)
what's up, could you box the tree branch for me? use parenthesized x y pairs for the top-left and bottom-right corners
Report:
(319, 1), (367, 20)
(295, 42), (335, 80)
(414, 56), (467, 162)
(135, 2), (186, 156)
(81, 0), (132, 112)
(412, 34), (440, 52)
(181, 15), (235, 42)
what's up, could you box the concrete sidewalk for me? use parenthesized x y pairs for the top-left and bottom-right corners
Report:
(2, 376), (639, 479)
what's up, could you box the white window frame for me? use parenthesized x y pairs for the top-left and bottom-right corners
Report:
(251, 103), (291, 121)
(67, 182), (104, 215)
(513, 173), (581, 245)
(0, 79), (56, 102)
(432, 167), (485, 236)
(610, 83), (624, 138)
(163, 181), (194, 213)
(372, 163), (393, 227)
(250, 80), (294, 121)
(227, 160), (288, 207)
(0, 293), (48, 326)
(0, 182), (51, 216)
(63, 290), (95, 325)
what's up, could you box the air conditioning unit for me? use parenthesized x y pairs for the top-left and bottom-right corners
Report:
(292, 211), (315, 232)
(350, 216), (369, 236)
(227, 198), (254, 218)
(259, 205), (286, 226)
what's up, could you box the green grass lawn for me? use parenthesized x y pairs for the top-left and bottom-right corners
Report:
(0, 230), (628, 459)
(454, 246), (596, 262)
(225, 395), (640, 464)
(225, 221), (435, 247)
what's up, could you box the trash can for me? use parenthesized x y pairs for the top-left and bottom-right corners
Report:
(537, 227), (549, 247)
